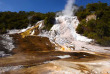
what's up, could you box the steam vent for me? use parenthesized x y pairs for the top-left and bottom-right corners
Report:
(0, 0), (110, 73)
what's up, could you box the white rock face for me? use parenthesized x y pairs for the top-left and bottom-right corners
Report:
(7, 20), (43, 35)
(7, 26), (32, 34)
(50, 15), (92, 43)
(37, 0), (110, 52)
(38, 0), (92, 51)
(44, 15), (91, 51)
(1, 34), (15, 51)
(0, 65), (23, 73)
(56, 55), (71, 59)
(38, 15), (92, 51)
(30, 30), (35, 35)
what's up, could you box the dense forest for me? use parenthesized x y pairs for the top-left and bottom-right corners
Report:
(0, 11), (55, 33)
(76, 2), (110, 46)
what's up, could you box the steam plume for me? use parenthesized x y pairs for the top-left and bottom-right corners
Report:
(63, 0), (75, 16)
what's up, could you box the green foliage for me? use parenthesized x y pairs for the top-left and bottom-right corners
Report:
(44, 12), (55, 31)
(31, 12), (45, 25)
(0, 11), (55, 33)
(76, 2), (110, 46)
(30, 12), (55, 31)
(86, 2), (108, 11)
(76, 19), (86, 34)
(0, 11), (30, 33)
(76, 6), (90, 21)
(97, 37), (110, 46)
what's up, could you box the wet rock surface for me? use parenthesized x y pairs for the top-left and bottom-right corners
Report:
(1, 51), (110, 74)
(0, 21), (110, 74)
(0, 34), (110, 74)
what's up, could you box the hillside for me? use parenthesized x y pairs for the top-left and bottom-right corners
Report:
(76, 2), (110, 46)
(0, 11), (55, 33)
(0, 1), (110, 73)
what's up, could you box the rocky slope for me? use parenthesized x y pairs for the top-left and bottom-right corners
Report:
(0, 0), (110, 73)
(0, 18), (110, 74)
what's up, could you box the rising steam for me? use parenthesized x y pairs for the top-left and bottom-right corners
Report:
(63, 0), (75, 16)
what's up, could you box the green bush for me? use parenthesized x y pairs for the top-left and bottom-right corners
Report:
(44, 12), (55, 31)
(76, 19), (86, 34)
(76, 2), (110, 46)
(0, 11), (55, 33)
(76, 11), (90, 21)
(97, 37), (110, 46)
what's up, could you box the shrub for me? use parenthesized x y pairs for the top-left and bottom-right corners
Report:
(76, 2), (110, 46)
